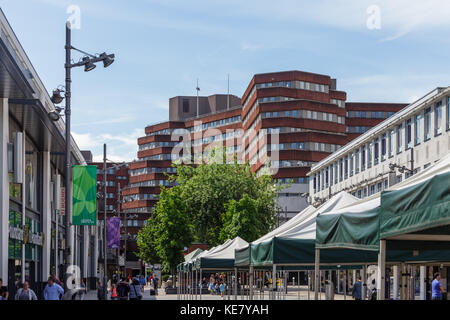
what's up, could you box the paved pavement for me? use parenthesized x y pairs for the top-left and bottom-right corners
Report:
(82, 285), (356, 300)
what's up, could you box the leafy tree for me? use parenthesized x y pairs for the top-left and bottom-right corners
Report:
(219, 194), (260, 243)
(136, 215), (160, 264)
(169, 149), (284, 246)
(149, 186), (194, 273)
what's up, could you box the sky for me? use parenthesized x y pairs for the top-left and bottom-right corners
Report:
(1, 0), (450, 162)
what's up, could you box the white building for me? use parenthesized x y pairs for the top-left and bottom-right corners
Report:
(308, 87), (450, 205)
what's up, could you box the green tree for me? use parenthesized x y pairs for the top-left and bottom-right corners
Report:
(170, 149), (284, 246)
(219, 194), (260, 243)
(151, 186), (194, 273)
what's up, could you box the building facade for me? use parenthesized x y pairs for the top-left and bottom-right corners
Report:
(308, 87), (450, 205)
(125, 71), (406, 229)
(0, 9), (96, 297)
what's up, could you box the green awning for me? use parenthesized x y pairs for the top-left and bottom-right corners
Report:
(194, 237), (248, 270)
(184, 248), (204, 262)
(380, 171), (450, 239)
(316, 197), (381, 251)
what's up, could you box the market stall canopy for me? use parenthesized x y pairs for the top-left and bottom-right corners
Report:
(315, 153), (450, 262)
(194, 237), (248, 270)
(245, 192), (361, 267)
(184, 248), (204, 262)
(380, 153), (450, 242)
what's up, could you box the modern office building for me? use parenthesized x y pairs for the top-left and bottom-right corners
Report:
(308, 87), (450, 206)
(125, 71), (406, 227)
(0, 9), (96, 297)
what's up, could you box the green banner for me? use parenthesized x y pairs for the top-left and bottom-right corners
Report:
(72, 165), (97, 226)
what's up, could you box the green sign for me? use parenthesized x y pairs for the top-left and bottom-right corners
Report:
(72, 165), (97, 225)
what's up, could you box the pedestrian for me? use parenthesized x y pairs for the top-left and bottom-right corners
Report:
(43, 276), (64, 300)
(117, 278), (130, 300)
(432, 272), (445, 300)
(110, 283), (118, 300)
(139, 275), (146, 292)
(77, 279), (86, 300)
(351, 277), (362, 300)
(97, 280), (106, 300)
(0, 278), (9, 300)
(219, 281), (225, 298)
(152, 276), (159, 295)
(15, 281), (38, 300)
(129, 277), (142, 300)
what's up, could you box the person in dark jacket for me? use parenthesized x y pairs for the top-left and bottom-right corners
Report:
(351, 277), (362, 300)
(97, 280), (106, 300)
(117, 279), (130, 300)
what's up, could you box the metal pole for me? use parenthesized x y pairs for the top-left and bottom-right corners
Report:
(103, 144), (107, 299)
(117, 183), (121, 273)
(314, 249), (320, 300)
(64, 20), (73, 292)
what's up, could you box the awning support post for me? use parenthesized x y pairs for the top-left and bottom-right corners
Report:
(377, 239), (386, 300)
(314, 248), (320, 300)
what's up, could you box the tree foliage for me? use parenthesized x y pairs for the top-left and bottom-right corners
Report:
(137, 186), (194, 272)
(137, 148), (284, 269)
(219, 194), (260, 243)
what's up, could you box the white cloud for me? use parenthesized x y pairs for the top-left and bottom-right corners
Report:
(72, 128), (144, 162)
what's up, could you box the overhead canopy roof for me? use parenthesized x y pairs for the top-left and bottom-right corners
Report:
(380, 153), (450, 241)
(194, 237), (248, 270)
(315, 153), (450, 261)
(184, 248), (204, 262)
(236, 192), (362, 267)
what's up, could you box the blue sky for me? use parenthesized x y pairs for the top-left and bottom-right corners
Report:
(1, 0), (450, 161)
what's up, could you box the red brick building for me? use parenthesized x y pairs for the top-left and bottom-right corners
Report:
(123, 70), (407, 234)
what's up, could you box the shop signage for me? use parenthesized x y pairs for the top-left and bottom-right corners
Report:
(28, 232), (43, 246)
(9, 226), (24, 241)
(60, 187), (66, 215)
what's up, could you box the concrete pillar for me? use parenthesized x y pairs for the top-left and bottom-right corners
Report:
(393, 265), (399, 300)
(0, 98), (9, 282)
(83, 226), (89, 278)
(420, 266), (426, 300)
(234, 267), (238, 300)
(249, 266), (254, 300)
(377, 240), (386, 300)
(42, 151), (51, 281)
(401, 263), (406, 300)
(272, 264), (276, 300)
(362, 265), (367, 300)
(314, 249), (320, 300)
(21, 131), (26, 284)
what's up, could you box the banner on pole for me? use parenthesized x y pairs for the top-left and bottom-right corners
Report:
(72, 165), (97, 225)
(107, 217), (120, 248)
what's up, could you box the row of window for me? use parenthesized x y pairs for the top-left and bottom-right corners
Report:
(128, 179), (176, 188)
(124, 194), (160, 202)
(268, 141), (342, 153)
(130, 166), (176, 177)
(256, 80), (330, 94)
(262, 109), (344, 124)
(275, 177), (311, 185)
(139, 141), (176, 151)
(188, 115), (241, 132)
(313, 97), (450, 193)
(346, 110), (393, 119)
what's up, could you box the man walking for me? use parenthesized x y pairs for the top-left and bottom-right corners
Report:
(43, 276), (64, 300)
(432, 272), (445, 300)
(0, 278), (9, 300)
(351, 276), (362, 300)
(97, 280), (106, 300)
(152, 276), (159, 295)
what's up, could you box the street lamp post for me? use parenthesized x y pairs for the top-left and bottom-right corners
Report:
(103, 144), (107, 299)
(50, 21), (115, 292)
